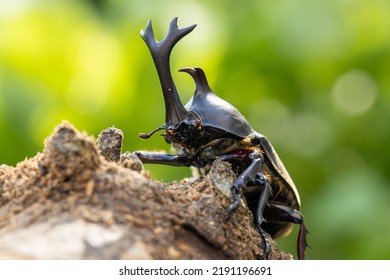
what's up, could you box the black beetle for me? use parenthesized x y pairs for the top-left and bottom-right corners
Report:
(134, 17), (308, 260)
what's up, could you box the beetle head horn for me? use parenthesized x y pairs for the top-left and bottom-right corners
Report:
(140, 17), (196, 129)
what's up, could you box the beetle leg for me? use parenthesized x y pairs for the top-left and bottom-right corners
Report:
(264, 204), (309, 260)
(218, 150), (273, 259)
(134, 151), (205, 168)
(218, 150), (263, 213)
(253, 173), (272, 259)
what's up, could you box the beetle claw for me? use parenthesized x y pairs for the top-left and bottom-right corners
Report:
(258, 229), (270, 260)
(225, 183), (241, 221)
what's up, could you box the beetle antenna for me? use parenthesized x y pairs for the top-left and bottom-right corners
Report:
(139, 125), (166, 139)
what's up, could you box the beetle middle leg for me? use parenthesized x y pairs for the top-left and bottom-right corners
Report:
(218, 150), (263, 212)
(218, 149), (273, 259)
(252, 173), (272, 259)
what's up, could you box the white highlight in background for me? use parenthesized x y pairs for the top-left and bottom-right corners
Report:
(331, 70), (378, 116)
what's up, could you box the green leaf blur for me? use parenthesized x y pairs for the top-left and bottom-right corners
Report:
(1, 0), (389, 259)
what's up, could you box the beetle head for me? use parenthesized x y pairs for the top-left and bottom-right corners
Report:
(139, 105), (205, 148)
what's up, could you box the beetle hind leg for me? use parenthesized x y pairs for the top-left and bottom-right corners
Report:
(264, 204), (309, 260)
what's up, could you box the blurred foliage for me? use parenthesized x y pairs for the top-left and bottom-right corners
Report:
(1, 0), (390, 259)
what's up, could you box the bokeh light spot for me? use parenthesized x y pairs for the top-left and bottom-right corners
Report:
(280, 112), (331, 157)
(331, 70), (377, 116)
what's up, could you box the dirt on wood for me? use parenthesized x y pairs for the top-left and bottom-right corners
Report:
(0, 121), (292, 260)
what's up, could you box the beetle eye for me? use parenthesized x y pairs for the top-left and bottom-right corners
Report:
(195, 119), (203, 131)
(167, 129), (174, 135)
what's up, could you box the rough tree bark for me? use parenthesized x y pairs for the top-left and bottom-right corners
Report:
(0, 121), (292, 260)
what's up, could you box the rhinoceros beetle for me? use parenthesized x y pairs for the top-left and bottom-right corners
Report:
(134, 17), (308, 260)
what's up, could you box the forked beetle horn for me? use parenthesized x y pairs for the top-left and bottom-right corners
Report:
(140, 17), (196, 127)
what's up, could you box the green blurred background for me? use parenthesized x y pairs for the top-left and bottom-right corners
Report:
(1, 0), (389, 259)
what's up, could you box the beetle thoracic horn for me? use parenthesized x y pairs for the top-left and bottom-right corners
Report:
(179, 67), (212, 95)
(140, 17), (196, 127)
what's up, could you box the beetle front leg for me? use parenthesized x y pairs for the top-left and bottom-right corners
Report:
(134, 151), (205, 167)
